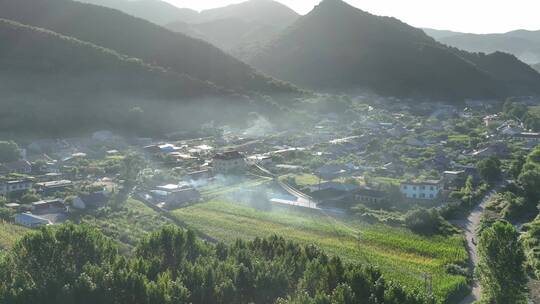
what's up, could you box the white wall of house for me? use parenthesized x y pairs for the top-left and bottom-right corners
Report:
(400, 183), (441, 200)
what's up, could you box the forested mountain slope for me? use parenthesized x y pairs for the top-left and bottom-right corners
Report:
(250, 0), (540, 100)
(0, 0), (299, 96)
(428, 29), (540, 65)
(0, 19), (274, 136)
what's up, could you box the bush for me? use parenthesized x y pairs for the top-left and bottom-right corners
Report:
(405, 208), (445, 235)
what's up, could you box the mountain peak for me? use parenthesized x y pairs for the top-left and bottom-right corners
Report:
(251, 1), (540, 99)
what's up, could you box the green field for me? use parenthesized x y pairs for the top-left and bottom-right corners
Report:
(74, 198), (172, 253)
(279, 173), (320, 186)
(172, 200), (468, 303)
(0, 221), (29, 250)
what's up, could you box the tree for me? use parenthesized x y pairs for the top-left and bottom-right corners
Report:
(477, 221), (527, 303)
(404, 208), (446, 235)
(0, 224), (117, 303)
(477, 157), (501, 185)
(20, 190), (40, 204)
(0, 141), (20, 163)
(509, 155), (526, 179)
(120, 153), (144, 191)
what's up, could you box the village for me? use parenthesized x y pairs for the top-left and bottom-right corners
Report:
(0, 97), (538, 230)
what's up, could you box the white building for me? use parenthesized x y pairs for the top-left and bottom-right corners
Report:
(213, 151), (246, 174)
(15, 213), (52, 228)
(400, 180), (442, 200)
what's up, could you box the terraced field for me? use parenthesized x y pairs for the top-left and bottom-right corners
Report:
(0, 221), (29, 250)
(172, 200), (468, 303)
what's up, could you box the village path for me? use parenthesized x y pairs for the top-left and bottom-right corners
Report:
(454, 182), (505, 304)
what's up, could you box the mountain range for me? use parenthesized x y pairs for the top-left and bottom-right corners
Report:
(425, 28), (540, 65)
(0, 0), (303, 135)
(249, 0), (540, 99)
(160, 0), (301, 60)
(76, 0), (300, 58)
(0, 0), (298, 96)
(0, 0), (539, 136)
(0, 18), (229, 135)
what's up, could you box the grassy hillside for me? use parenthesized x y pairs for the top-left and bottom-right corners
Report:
(71, 198), (172, 253)
(0, 221), (29, 250)
(0, 0), (299, 96)
(251, 0), (540, 100)
(172, 200), (469, 303)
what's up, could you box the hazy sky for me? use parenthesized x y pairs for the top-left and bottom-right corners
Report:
(163, 0), (540, 33)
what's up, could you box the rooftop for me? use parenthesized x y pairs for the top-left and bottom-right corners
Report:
(214, 151), (243, 160)
(36, 180), (72, 188)
(401, 180), (441, 186)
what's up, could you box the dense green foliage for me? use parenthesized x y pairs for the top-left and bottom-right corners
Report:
(442, 177), (488, 220)
(521, 218), (540, 279)
(502, 100), (540, 131)
(404, 209), (450, 235)
(485, 191), (532, 222)
(477, 221), (527, 303)
(477, 157), (502, 185)
(251, 0), (540, 99)
(0, 140), (21, 163)
(0, 224), (433, 304)
(518, 146), (540, 201)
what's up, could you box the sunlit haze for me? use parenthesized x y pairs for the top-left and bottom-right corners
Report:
(164, 0), (540, 33)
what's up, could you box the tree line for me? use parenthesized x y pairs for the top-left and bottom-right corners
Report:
(0, 224), (433, 304)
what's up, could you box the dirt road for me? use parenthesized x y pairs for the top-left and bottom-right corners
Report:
(454, 186), (502, 304)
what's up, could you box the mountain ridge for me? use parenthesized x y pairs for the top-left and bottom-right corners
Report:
(77, 0), (200, 25)
(425, 28), (540, 65)
(0, 0), (300, 96)
(0, 18), (237, 135)
(250, 0), (540, 99)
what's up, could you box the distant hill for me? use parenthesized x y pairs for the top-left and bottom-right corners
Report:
(77, 0), (199, 25)
(425, 28), (540, 65)
(534, 63), (540, 72)
(0, 0), (299, 96)
(196, 0), (299, 26)
(167, 18), (286, 60)
(166, 0), (300, 59)
(250, 0), (540, 100)
(422, 28), (462, 40)
(0, 18), (235, 135)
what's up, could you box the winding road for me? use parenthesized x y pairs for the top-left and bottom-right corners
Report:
(454, 184), (504, 304)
